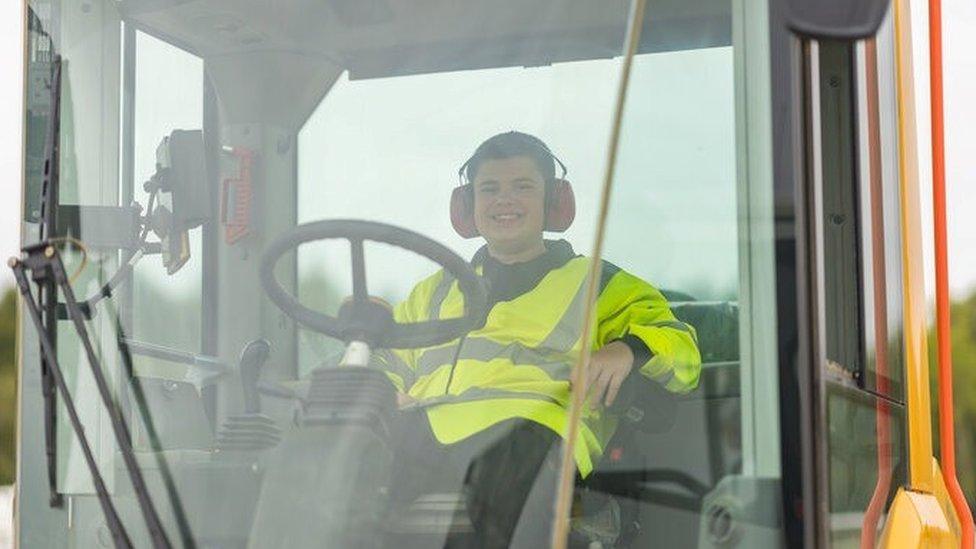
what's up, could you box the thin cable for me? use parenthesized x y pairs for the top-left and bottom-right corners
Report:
(549, 1), (647, 546)
(47, 236), (88, 283)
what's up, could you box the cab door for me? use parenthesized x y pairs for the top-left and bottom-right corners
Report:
(805, 22), (911, 546)
(771, 0), (962, 545)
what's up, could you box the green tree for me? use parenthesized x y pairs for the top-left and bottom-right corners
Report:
(0, 287), (17, 485)
(929, 290), (976, 510)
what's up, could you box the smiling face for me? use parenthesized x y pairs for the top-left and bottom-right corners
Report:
(471, 156), (548, 262)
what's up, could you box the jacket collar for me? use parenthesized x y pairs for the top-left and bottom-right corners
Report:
(472, 239), (576, 270)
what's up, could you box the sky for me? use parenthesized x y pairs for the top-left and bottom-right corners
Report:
(932, 0), (976, 299)
(0, 1), (973, 302)
(0, 5), (21, 289)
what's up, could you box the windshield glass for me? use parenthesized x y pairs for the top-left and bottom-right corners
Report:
(20, 0), (784, 547)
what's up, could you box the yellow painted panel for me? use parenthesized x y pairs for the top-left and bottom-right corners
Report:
(880, 488), (958, 549)
(892, 0), (935, 491)
(931, 458), (964, 542)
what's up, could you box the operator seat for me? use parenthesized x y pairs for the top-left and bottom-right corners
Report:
(385, 295), (740, 548)
(579, 296), (741, 548)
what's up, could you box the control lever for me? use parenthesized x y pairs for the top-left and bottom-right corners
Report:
(216, 339), (281, 452)
(239, 339), (271, 414)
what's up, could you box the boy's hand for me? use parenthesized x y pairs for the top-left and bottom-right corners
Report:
(586, 341), (634, 408)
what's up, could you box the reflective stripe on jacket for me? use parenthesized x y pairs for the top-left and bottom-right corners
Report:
(377, 256), (701, 476)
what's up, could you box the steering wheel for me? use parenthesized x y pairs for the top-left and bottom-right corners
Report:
(261, 219), (488, 349)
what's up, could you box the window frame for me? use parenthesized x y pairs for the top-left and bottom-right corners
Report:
(791, 9), (909, 547)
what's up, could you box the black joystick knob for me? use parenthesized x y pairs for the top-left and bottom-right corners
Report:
(216, 339), (281, 452)
(239, 339), (271, 414)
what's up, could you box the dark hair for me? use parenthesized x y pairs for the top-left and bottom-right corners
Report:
(459, 131), (565, 185)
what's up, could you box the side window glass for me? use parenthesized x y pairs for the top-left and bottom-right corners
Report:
(121, 30), (211, 453)
(819, 40), (865, 379)
(127, 31), (204, 369)
(818, 17), (904, 399)
(819, 9), (909, 542)
(32, 0), (128, 495)
(576, 2), (782, 545)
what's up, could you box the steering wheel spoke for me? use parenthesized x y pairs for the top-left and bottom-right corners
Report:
(349, 237), (369, 304)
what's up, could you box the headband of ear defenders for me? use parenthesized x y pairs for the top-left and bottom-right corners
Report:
(455, 133), (567, 185)
(450, 135), (576, 238)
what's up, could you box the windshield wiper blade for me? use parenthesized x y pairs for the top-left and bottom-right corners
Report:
(11, 246), (175, 549)
(37, 54), (63, 509)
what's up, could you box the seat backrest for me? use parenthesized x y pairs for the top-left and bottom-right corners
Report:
(670, 300), (739, 364)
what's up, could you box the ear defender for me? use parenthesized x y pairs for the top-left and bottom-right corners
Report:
(450, 185), (479, 238)
(545, 178), (575, 232)
(449, 179), (576, 239)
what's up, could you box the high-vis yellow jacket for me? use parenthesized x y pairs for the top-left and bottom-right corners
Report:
(378, 242), (701, 476)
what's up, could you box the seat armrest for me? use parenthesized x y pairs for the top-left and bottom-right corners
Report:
(608, 373), (678, 434)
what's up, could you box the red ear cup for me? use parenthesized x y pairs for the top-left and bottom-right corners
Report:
(544, 179), (575, 232)
(450, 185), (479, 238)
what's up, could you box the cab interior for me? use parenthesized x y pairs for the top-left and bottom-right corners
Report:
(21, 0), (783, 547)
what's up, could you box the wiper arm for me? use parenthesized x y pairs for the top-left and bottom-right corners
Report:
(12, 255), (132, 548)
(11, 245), (175, 549)
(113, 321), (201, 549)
